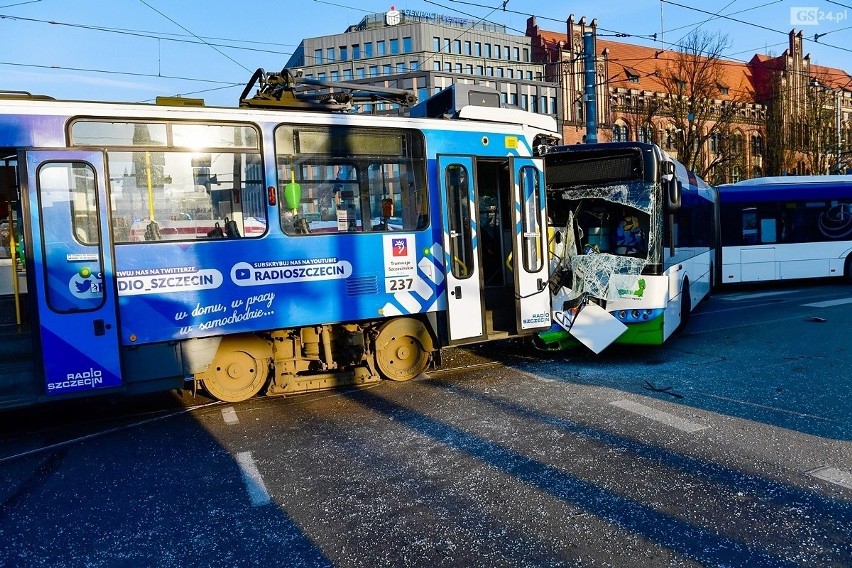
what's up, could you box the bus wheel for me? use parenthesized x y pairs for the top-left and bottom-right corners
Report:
(198, 336), (272, 402)
(374, 318), (431, 381)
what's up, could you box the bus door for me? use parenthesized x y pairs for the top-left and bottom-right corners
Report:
(438, 155), (485, 343)
(21, 150), (123, 396)
(509, 157), (551, 332)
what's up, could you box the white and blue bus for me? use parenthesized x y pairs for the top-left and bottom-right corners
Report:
(0, 76), (559, 410)
(537, 142), (717, 353)
(718, 175), (852, 283)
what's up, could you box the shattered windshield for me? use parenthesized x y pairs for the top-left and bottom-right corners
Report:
(548, 181), (658, 302)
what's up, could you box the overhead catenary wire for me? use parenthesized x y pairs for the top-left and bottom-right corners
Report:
(0, 1), (848, 101)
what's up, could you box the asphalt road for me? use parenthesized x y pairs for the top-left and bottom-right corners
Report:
(0, 281), (850, 567)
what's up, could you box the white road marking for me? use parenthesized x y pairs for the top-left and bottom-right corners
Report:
(236, 451), (271, 506)
(807, 466), (852, 490)
(717, 290), (799, 301)
(221, 406), (239, 425)
(610, 399), (708, 433)
(802, 298), (852, 308)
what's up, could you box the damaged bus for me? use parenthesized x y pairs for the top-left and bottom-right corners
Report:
(537, 142), (717, 353)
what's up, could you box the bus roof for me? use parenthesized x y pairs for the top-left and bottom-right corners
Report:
(718, 175), (852, 203)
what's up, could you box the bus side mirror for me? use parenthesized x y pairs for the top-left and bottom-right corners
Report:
(667, 179), (682, 213)
(662, 162), (681, 212)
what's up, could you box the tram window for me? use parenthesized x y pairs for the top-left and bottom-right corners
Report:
(38, 162), (105, 313)
(445, 164), (473, 279)
(70, 120), (265, 243)
(105, 150), (265, 242)
(274, 125), (427, 235)
(519, 165), (543, 272)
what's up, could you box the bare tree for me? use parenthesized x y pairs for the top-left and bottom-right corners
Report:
(654, 30), (742, 178)
(805, 71), (840, 175)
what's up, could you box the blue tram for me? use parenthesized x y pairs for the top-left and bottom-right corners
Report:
(0, 74), (559, 408)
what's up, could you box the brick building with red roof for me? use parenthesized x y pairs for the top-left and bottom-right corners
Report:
(526, 16), (852, 180)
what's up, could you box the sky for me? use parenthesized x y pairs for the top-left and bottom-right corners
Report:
(1, 0), (850, 107)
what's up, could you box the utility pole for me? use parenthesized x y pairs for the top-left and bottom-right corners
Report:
(836, 89), (842, 173)
(583, 32), (598, 143)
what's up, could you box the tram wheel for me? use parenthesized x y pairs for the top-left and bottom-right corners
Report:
(374, 318), (431, 381)
(199, 337), (271, 402)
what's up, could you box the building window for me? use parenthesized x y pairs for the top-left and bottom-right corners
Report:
(464, 41), (471, 55)
(507, 69), (514, 78)
(410, 60), (419, 70)
(752, 133), (763, 156)
(510, 93), (518, 106)
(513, 47), (520, 61)
(369, 65), (378, 77)
(340, 46), (348, 62)
(326, 48), (335, 63)
(474, 42), (482, 57)
(521, 94), (528, 110)
(505, 46), (511, 60)
(485, 44), (492, 58)
(433, 37), (440, 52)
(456, 63), (463, 74)
(497, 68), (504, 78)
(402, 37), (412, 53)
(443, 38), (451, 53)
(445, 62), (452, 73)
(356, 67), (365, 78)
(453, 39), (461, 53)
(330, 71), (339, 82)
(523, 48), (529, 62)
(391, 38), (400, 54)
(494, 45), (501, 59)
(383, 64), (392, 75)
(434, 61), (441, 71)
(476, 65), (484, 75)
(397, 63), (406, 73)
(377, 40), (386, 56)
(364, 42), (373, 58)
(344, 69), (353, 81)
(487, 66), (494, 76)
(465, 64), (473, 74)
(352, 44), (361, 59)
(314, 49), (323, 64)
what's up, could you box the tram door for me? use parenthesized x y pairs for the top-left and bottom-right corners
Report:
(438, 155), (485, 343)
(22, 150), (123, 396)
(509, 157), (551, 332)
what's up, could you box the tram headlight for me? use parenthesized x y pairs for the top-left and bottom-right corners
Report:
(618, 310), (627, 320)
(631, 309), (640, 320)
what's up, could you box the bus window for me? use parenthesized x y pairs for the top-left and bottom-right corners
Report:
(742, 208), (758, 245)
